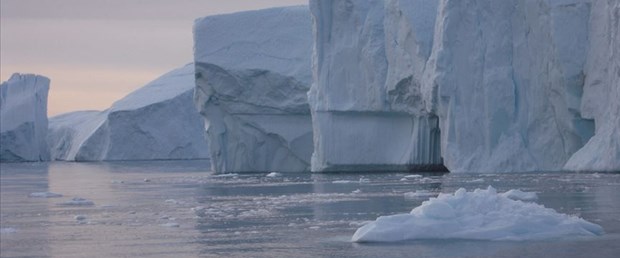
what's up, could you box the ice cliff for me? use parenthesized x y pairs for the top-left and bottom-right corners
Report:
(310, 0), (619, 173)
(309, 0), (444, 172)
(193, 7), (314, 172)
(0, 74), (50, 162)
(48, 64), (210, 161)
(564, 0), (620, 172)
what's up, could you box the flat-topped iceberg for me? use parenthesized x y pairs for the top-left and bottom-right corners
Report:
(48, 64), (209, 161)
(352, 186), (603, 242)
(193, 7), (313, 172)
(0, 73), (50, 162)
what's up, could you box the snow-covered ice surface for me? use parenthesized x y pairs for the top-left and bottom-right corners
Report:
(47, 64), (209, 161)
(353, 186), (601, 242)
(193, 7), (313, 173)
(0, 74), (50, 162)
(309, 0), (444, 172)
(2, 161), (620, 257)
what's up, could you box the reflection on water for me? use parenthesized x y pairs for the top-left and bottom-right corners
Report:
(1, 161), (619, 258)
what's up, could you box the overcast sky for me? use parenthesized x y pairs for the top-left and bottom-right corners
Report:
(0, 0), (307, 116)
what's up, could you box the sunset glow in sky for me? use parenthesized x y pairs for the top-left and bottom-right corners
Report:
(0, 0), (307, 116)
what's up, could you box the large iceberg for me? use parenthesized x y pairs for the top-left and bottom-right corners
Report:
(352, 186), (604, 242)
(421, 0), (597, 172)
(0, 74), (50, 162)
(48, 64), (209, 161)
(309, 0), (445, 172)
(193, 7), (314, 172)
(310, 0), (618, 173)
(564, 0), (620, 172)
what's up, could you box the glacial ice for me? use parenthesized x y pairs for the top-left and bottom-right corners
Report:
(193, 7), (314, 172)
(309, 0), (444, 172)
(564, 0), (620, 172)
(0, 73), (50, 162)
(352, 186), (603, 242)
(310, 0), (618, 173)
(48, 64), (209, 161)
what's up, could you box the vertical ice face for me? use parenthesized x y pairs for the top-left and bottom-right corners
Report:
(47, 64), (210, 161)
(564, 0), (620, 172)
(422, 0), (595, 172)
(193, 7), (314, 172)
(0, 74), (50, 162)
(309, 0), (444, 172)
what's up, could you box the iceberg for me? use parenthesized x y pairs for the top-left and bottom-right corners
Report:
(48, 64), (209, 161)
(421, 0), (596, 172)
(0, 73), (50, 162)
(564, 0), (620, 172)
(309, 0), (444, 172)
(352, 186), (603, 242)
(193, 7), (314, 172)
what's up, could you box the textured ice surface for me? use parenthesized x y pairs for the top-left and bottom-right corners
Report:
(421, 0), (596, 172)
(352, 186), (603, 242)
(0, 74), (50, 162)
(309, 0), (443, 172)
(48, 64), (209, 161)
(564, 0), (620, 172)
(193, 7), (313, 172)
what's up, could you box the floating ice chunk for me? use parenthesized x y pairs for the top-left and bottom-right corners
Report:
(352, 189), (362, 194)
(404, 190), (437, 199)
(160, 222), (180, 228)
(404, 175), (423, 179)
(501, 189), (538, 201)
(74, 215), (87, 221)
(352, 186), (603, 242)
(58, 197), (94, 206)
(211, 173), (238, 178)
(332, 180), (355, 184)
(191, 206), (207, 217)
(467, 179), (484, 183)
(29, 192), (63, 198)
(359, 178), (371, 184)
(266, 172), (282, 177)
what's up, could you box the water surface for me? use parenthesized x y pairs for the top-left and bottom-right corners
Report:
(1, 161), (619, 257)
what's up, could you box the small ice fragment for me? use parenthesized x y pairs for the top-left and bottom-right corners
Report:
(160, 222), (180, 228)
(404, 190), (437, 199)
(143, 178), (150, 182)
(500, 189), (538, 201)
(309, 226), (320, 230)
(400, 178), (408, 181)
(212, 173), (238, 178)
(352, 189), (362, 194)
(266, 172), (282, 177)
(191, 206), (206, 217)
(74, 215), (87, 221)
(332, 180), (355, 184)
(404, 175), (423, 179)
(58, 197), (94, 206)
(29, 192), (63, 198)
(160, 215), (170, 220)
(359, 177), (370, 184)
(468, 178), (484, 183)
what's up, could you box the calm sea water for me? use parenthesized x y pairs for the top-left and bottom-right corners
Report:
(1, 161), (619, 257)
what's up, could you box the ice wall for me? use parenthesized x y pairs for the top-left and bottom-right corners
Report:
(193, 7), (314, 172)
(422, 0), (596, 172)
(0, 74), (50, 162)
(564, 0), (620, 172)
(48, 64), (210, 161)
(309, 0), (444, 172)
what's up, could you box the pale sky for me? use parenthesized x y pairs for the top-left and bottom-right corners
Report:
(0, 0), (307, 116)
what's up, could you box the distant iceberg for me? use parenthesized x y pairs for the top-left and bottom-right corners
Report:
(352, 186), (603, 242)
(193, 6), (313, 173)
(0, 73), (50, 162)
(48, 64), (209, 161)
